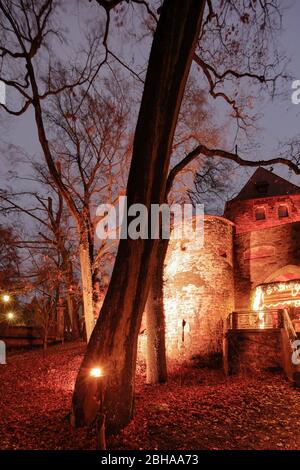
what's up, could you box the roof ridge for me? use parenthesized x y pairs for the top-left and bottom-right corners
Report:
(227, 167), (300, 203)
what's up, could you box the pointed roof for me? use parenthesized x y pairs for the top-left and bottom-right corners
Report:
(230, 167), (300, 201)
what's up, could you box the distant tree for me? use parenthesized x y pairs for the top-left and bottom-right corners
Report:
(44, 78), (131, 336)
(0, 0), (130, 340)
(0, 225), (20, 293)
(29, 269), (61, 352)
(0, 179), (82, 338)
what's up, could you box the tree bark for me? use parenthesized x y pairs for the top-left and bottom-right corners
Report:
(72, 0), (206, 434)
(145, 238), (168, 384)
(144, 148), (209, 382)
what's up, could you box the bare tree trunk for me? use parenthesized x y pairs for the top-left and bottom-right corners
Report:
(79, 235), (94, 341)
(62, 255), (80, 339)
(72, 0), (206, 435)
(145, 238), (168, 384)
(25, 59), (93, 341)
(43, 311), (49, 358)
(66, 292), (80, 339)
(43, 329), (48, 353)
(57, 297), (65, 342)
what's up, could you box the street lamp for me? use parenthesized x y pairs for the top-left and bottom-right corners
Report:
(7, 312), (14, 320)
(2, 294), (10, 303)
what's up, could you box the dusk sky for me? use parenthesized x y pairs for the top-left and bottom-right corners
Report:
(1, 0), (300, 201)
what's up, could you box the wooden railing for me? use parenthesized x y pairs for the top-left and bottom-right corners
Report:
(279, 309), (300, 384)
(227, 309), (283, 330)
(281, 309), (297, 341)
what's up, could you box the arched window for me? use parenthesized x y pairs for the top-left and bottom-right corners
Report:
(278, 205), (289, 218)
(255, 207), (266, 221)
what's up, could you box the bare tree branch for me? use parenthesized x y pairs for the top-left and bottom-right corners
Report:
(167, 144), (300, 195)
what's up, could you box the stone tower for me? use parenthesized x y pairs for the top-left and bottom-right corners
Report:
(139, 167), (300, 363)
(225, 167), (300, 310)
(163, 216), (234, 360)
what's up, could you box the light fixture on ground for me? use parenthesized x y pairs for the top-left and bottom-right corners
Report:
(90, 367), (103, 378)
(89, 366), (106, 450)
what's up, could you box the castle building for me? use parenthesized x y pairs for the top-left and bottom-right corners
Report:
(162, 167), (300, 361)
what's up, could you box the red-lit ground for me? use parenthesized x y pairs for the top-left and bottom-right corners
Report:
(0, 341), (300, 450)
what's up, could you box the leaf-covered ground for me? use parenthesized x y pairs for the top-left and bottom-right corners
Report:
(0, 341), (300, 450)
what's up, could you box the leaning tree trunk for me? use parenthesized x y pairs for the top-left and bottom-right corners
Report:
(145, 238), (169, 384)
(72, 0), (206, 435)
(79, 231), (95, 341)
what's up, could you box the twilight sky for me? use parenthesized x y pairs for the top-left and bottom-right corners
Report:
(1, 0), (300, 209)
(253, 0), (300, 168)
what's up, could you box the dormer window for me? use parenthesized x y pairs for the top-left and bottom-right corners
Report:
(278, 205), (289, 218)
(255, 180), (269, 195)
(255, 207), (266, 221)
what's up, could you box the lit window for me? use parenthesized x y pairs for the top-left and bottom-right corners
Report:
(278, 205), (289, 218)
(255, 207), (266, 221)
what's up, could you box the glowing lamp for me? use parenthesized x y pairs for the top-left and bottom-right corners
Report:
(7, 312), (14, 320)
(90, 367), (103, 378)
(3, 294), (10, 303)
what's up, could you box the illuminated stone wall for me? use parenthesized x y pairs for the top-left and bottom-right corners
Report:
(137, 175), (300, 363)
(139, 201), (300, 361)
(162, 216), (234, 360)
(227, 329), (282, 374)
(224, 194), (300, 234)
(224, 192), (300, 309)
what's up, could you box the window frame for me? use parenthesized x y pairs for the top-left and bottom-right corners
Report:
(254, 206), (266, 221)
(278, 204), (289, 219)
